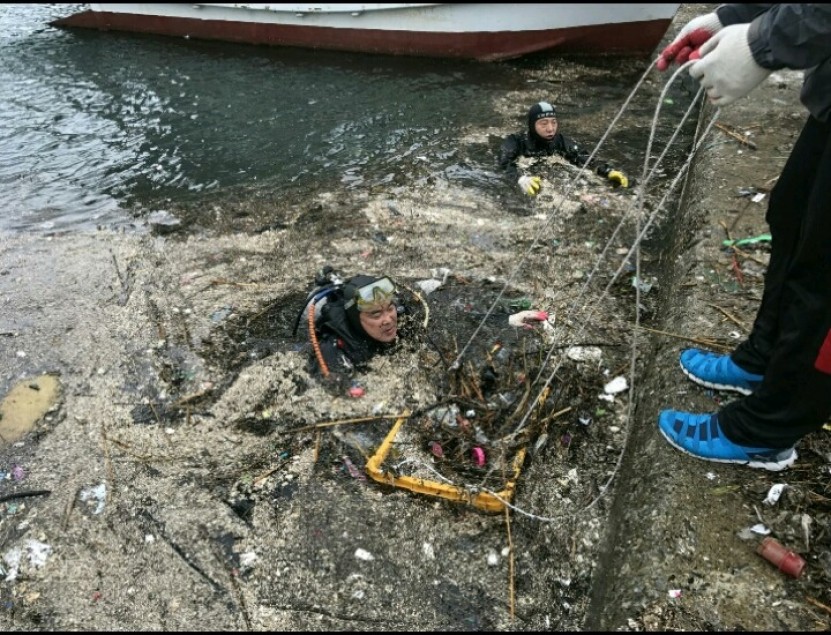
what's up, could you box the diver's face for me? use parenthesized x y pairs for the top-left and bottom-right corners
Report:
(359, 302), (398, 343)
(534, 117), (558, 140)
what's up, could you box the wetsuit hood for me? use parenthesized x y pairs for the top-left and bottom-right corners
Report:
(527, 101), (558, 146)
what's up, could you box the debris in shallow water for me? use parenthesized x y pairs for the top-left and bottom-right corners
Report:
(79, 483), (107, 515)
(147, 210), (182, 234)
(416, 279), (442, 295)
(342, 456), (366, 481)
(603, 376), (627, 394)
(631, 276), (653, 293)
(763, 483), (787, 505)
(239, 551), (258, 568)
(756, 537), (805, 578)
(722, 233), (771, 248)
(750, 523), (771, 536)
(566, 346), (602, 363)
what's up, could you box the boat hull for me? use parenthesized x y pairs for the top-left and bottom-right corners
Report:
(52, 4), (679, 61)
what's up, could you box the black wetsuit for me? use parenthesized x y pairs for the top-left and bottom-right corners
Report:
(314, 298), (394, 375)
(498, 128), (613, 182)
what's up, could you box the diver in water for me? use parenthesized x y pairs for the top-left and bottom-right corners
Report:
(499, 101), (630, 196)
(298, 269), (550, 390)
(300, 272), (406, 381)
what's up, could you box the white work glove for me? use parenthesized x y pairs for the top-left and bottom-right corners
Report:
(656, 12), (723, 70)
(517, 175), (541, 196)
(689, 24), (772, 106)
(508, 310), (549, 328)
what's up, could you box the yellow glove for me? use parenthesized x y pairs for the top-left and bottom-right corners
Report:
(607, 170), (629, 188)
(517, 175), (542, 196)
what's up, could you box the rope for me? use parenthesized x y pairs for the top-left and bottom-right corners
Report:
(418, 59), (724, 522)
(447, 58), (656, 372)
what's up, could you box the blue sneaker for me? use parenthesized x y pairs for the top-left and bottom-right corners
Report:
(658, 409), (796, 471)
(679, 348), (764, 395)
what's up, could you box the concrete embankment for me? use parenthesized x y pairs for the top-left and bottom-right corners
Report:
(586, 50), (821, 631)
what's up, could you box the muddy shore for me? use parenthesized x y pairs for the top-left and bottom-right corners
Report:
(2, 4), (830, 631)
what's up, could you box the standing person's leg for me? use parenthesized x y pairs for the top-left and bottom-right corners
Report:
(721, 115), (831, 448)
(729, 116), (826, 374)
(677, 115), (821, 394)
(659, 116), (831, 469)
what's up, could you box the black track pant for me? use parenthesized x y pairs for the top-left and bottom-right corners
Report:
(724, 115), (831, 448)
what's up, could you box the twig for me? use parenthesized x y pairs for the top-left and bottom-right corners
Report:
(100, 427), (115, 500)
(173, 387), (213, 407)
(0, 489), (51, 504)
(105, 436), (185, 464)
(210, 278), (261, 288)
(140, 510), (225, 594)
(704, 302), (748, 332)
(252, 458), (292, 487)
(62, 485), (81, 531)
(715, 122), (757, 150)
(806, 596), (831, 617)
(634, 325), (732, 351)
(289, 412), (411, 433)
(246, 301), (274, 326)
(541, 406), (572, 424)
(228, 567), (252, 630)
(149, 401), (164, 425)
(730, 253), (745, 287)
(730, 244), (768, 266)
(504, 506), (515, 621)
(313, 430), (321, 464)
(202, 526), (253, 631)
(719, 219), (732, 243)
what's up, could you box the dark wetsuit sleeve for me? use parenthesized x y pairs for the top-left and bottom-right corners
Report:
(560, 134), (612, 177)
(498, 133), (523, 181)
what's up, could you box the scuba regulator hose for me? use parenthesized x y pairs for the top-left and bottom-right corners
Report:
(308, 302), (330, 377)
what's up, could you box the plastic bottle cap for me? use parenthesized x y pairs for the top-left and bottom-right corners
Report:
(471, 447), (486, 467)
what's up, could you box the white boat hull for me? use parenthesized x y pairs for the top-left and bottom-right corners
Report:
(53, 3), (680, 61)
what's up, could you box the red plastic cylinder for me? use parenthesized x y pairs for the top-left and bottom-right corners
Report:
(756, 537), (806, 578)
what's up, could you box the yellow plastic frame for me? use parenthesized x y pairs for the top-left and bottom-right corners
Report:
(365, 413), (527, 513)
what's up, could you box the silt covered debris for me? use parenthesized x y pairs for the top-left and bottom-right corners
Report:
(1, 3), (831, 631)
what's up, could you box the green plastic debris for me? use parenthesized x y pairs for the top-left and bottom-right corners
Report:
(722, 233), (771, 248)
(499, 297), (532, 311)
(710, 484), (741, 496)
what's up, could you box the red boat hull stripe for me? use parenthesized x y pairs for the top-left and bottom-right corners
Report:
(53, 10), (672, 60)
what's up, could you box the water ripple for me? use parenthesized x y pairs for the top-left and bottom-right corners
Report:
(0, 4), (549, 232)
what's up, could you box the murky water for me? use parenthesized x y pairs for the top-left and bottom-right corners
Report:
(0, 5), (695, 235)
(0, 4), (535, 233)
